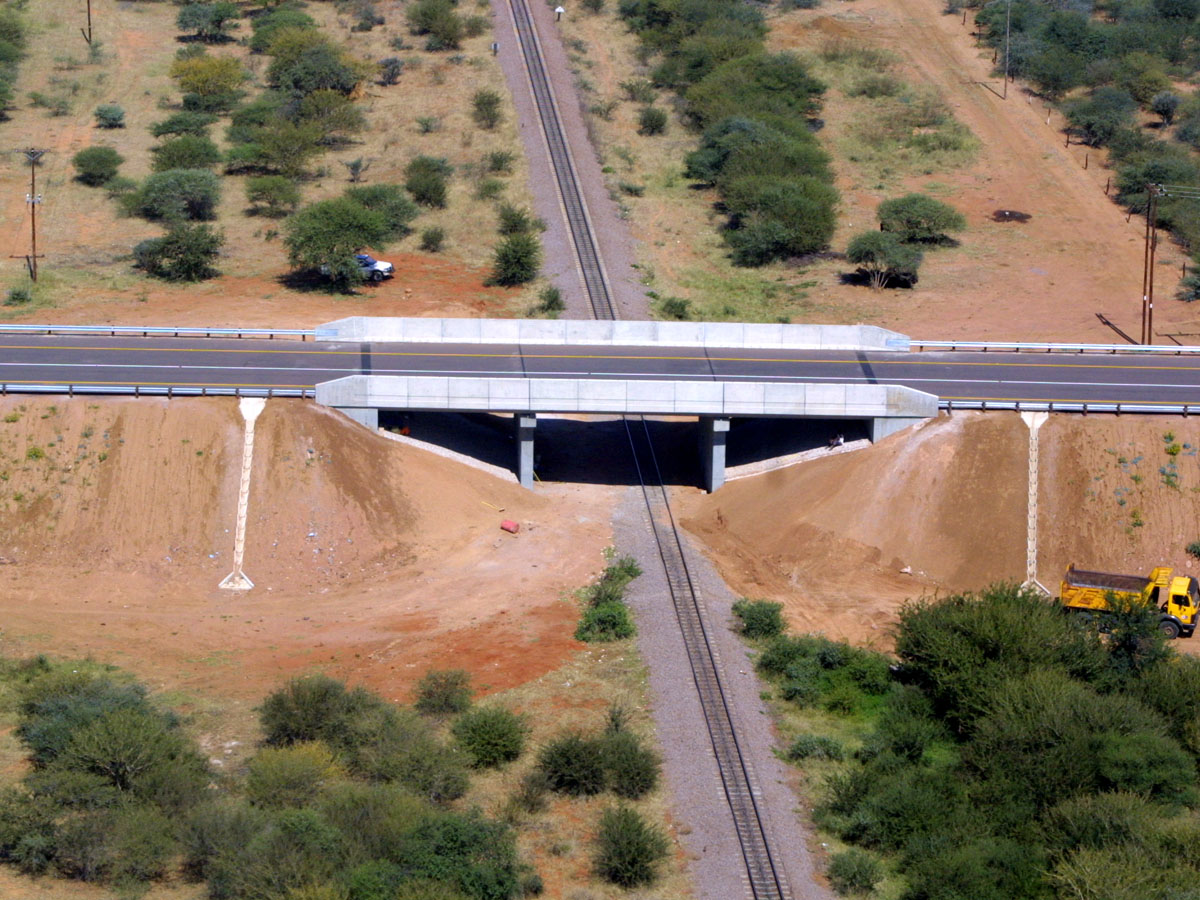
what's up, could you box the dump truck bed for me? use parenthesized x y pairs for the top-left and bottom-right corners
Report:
(1063, 566), (1150, 594)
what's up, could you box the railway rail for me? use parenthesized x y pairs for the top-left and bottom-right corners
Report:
(503, 0), (792, 895)
(507, 0), (617, 321)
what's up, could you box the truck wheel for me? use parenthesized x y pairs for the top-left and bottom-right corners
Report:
(1160, 618), (1182, 639)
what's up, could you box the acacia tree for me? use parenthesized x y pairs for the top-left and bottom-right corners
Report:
(177, 2), (240, 42)
(284, 196), (389, 288)
(846, 232), (922, 290)
(877, 194), (966, 244)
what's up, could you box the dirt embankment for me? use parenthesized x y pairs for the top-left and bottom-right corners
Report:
(680, 413), (1200, 648)
(0, 399), (615, 702)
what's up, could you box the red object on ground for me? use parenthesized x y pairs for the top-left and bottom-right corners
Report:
(500, 520), (520, 534)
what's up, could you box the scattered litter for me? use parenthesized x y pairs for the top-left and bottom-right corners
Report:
(900, 565), (912, 575)
(500, 520), (520, 534)
(482, 501), (506, 512)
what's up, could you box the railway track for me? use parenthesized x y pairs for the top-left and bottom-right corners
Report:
(503, 1), (792, 895)
(507, 0), (617, 320)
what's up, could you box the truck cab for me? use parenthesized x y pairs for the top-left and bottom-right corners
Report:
(1156, 575), (1200, 638)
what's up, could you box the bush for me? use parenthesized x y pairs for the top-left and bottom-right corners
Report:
(786, 734), (844, 761)
(485, 150), (515, 174)
(535, 286), (564, 315)
(420, 227), (445, 252)
(846, 231), (922, 289)
(732, 598), (785, 639)
(1065, 88), (1136, 146)
(393, 810), (520, 899)
(379, 57), (404, 86)
(246, 742), (344, 808)
(827, 848), (883, 895)
(17, 672), (151, 767)
(877, 193), (966, 243)
(5, 285), (31, 306)
(128, 169), (221, 221)
(686, 53), (825, 130)
(151, 110), (217, 138)
(452, 707), (528, 768)
(576, 601), (636, 642)
(593, 806), (669, 888)
(170, 54), (247, 99)
(180, 798), (267, 881)
(268, 41), (371, 97)
(177, 2), (240, 42)
(151, 134), (221, 172)
(407, 0), (463, 50)
(405, 156), (450, 208)
(489, 233), (541, 286)
(73, 146), (123, 187)
(344, 184), (419, 240)
(246, 175), (301, 217)
(601, 731), (659, 799)
(472, 89), (503, 129)
(497, 203), (541, 235)
(637, 106), (668, 135)
(93, 104), (124, 128)
(133, 222), (223, 282)
(415, 670), (472, 716)
(1187, 540), (1200, 559)
(538, 732), (606, 796)
(250, 8), (316, 54)
(106, 805), (177, 884)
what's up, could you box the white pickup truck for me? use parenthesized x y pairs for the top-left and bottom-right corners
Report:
(320, 254), (395, 282)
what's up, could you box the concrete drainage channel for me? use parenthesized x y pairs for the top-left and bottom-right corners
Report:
(219, 398), (265, 591)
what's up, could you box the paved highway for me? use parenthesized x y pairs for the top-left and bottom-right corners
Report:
(2, 334), (1200, 406)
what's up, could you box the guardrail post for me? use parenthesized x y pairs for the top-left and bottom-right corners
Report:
(68, 384), (73, 397)
(134, 385), (140, 397)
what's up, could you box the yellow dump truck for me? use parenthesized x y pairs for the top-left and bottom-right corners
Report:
(1061, 564), (1200, 639)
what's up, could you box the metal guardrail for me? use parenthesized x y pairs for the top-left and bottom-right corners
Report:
(943, 399), (1197, 414)
(0, 324), (316, 340)
(0, 383), (313, 398)
(914, 339), (1200, 354)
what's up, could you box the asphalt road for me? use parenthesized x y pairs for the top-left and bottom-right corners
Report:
(2, 334), (1200, 406)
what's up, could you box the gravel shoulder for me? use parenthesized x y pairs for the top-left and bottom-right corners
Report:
(490, 0), (648, 319)
(613, 487), (835, 900)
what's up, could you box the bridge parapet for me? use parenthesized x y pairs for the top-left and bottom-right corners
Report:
(316, 317), (911, 351)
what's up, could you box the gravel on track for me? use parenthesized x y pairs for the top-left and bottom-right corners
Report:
(490, 0), (648, 319)
(612, 487), (836, 900)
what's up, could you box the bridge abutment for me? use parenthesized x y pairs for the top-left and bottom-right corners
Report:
(870, 415), (925, 443)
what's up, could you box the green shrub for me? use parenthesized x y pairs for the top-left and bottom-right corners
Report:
(93, 103), (124, 128)
(593, 806), (669, 888)
(732, 598), (785, 639)
(177, 2), (240, 43)
(380, 57), (404, 86)
(576, 601), (636, 642)
(72, 146), (123, 187)
(393, 810), (520, 899)
(535, 286), (564, 315)
(420, 227), (446, 252)
(846, 231), (922, 289)
(452, 707), (528, 768)
(620, 79), (656, 103)
(405, 156), (450, 208)
(180, 798), (267, 881)
(151, 110), (217, 138)
(484, 150), (515, 174)
(786, 734), (844, 761)
(877, 193), (966, 243)
(472, 89), (503, 129)
(538, 732), (606, 796)
(0, 788), (57, 865)
(601, 730), (659, 799)
(415, 669), (472, 716)
(250, 8), (316, 53)
(489, 233), (542, 286)
(685, 53), (825, 130)
(284, 197), (390, 286)
(497, 203), (543, 235)
(4, 285), (31, 306)
(344, 184), (419, 239)
(510, 768), (551, 814)
(17, 672), (150, 767)
(827, 848), (883, 895)
(659, 296), (691, 320)
(127, 168), (221, 221)
(151, 134), (221, 172)
(246, 175), (301, 217)
(107, 805), (177, 884)
(268, 42), (366, 97)
(1065, 88), (1137, 146)
(407, 0), (463, 50)
(133, 223), (224, 282)
(246, 742), (344, 808)
(463, 15), (489, 37)
(637, 106), (668, 135)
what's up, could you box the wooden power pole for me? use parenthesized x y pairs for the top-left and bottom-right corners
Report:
(12, 148), (47, 282)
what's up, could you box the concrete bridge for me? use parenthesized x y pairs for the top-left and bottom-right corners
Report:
(313, 318), (937, 490)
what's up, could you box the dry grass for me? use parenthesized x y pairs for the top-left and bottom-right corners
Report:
(0, 0), (544, 315)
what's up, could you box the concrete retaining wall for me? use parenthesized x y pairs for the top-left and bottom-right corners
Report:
(316, 375), (938, 419)
(317, 317), (911, 351)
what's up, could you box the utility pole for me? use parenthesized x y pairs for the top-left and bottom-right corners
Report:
(81, 0), (92, 44)
(11, 149), (46, 282)
(998, 0), (1008, 99)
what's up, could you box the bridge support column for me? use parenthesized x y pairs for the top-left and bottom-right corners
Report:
(338, 407), (378, 430)
(870, 416), (924, 443)
(516, 414), (537, 488)
(700, 416), (730, 493)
